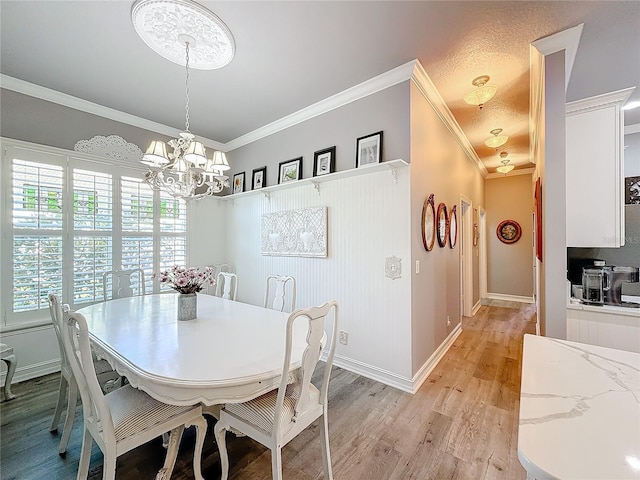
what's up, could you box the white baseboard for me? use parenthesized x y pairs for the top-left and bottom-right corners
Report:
(1, 359), (60, 385)
(486, 293), (534, 304)
(410, 323), (462, 393)
(323, 323), (462, 394)
(472, 301), (482, 316)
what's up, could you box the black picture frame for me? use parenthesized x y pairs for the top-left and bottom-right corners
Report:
(356, 131), (383, 167)
(449, 205), (458, 248)
(252, 166), (267, 190)
(278, 157), (302, 184)
(313, 146), (336, 177)
(232, 172), (245, 194)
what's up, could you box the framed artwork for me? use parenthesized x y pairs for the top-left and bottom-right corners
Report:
(449, 205), (458, 248)
(625, 176), (640, 204)
(356, 131), (383, 167)
(232, 172), (245, 194)
(252, 166), (267, 190)
(421, 194), (436, 251)
(497, 219), (522, 244)
(313, 146), (336, 177)
(278, 157), (302, 184)
(436, 202), (449, 248)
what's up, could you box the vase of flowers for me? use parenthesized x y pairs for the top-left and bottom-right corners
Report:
(153, 266), (215, 321)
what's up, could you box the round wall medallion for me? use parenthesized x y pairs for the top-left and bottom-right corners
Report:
(131, 0), (235, 70)
(496, 219), (522, 244)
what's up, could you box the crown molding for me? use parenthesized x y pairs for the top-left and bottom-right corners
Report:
(0, 74), (226, 151)
(566, 87), (635, 115)
(224, 60), (417, 151)
(410, 61), (488, 177)
(486, 167), (535, 179)
(532, 23), (584, 92)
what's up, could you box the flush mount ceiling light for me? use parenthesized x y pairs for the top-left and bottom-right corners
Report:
(496, 151), (514, 174)
(464, 75), (497, 109)
(623, 101), (640, 111)
(131, 0), (235, 70)
(484, 128), (509, 149)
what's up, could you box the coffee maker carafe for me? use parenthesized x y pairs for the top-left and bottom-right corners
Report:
(582, 266), (607, 304)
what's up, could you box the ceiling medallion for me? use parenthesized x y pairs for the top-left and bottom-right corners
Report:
(484, 128), (509, 149)
(131, 0), (235, 70)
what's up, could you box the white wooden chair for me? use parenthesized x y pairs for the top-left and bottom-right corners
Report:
(1, 343), (17, 401)
(48, 294), (121, 455)
(264, 275), (296, 313)
(102, 268), (145, 301)
(63, 310), (208, 480)
(215, 272), (238, 300)
(214, 301), (339, 480)
(206, 263), (232, 295)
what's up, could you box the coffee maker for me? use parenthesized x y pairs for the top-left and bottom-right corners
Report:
(582, 263), (640, 306)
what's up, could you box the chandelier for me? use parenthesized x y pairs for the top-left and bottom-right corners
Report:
(484, 128), (508, 149)
(132, 0), (235, 201)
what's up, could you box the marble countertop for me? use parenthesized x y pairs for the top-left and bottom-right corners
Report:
(518, 334), (640, 479)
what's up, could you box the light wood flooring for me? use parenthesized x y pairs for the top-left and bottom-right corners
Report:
(1, 301), (536, 479)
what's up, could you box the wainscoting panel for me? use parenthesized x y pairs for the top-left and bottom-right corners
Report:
(223, 166), (413, 379)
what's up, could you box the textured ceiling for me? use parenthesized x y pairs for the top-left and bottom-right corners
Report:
(1, 1), (639, 174)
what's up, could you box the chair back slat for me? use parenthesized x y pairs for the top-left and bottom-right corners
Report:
(62, 311), (116, 441)
(273, 301), (338, 436)
(207, 263), (232, 295)
(48, 294), (70, 377)
(264, 275), (296, 313)
(102, 268), (146, 301)
(216, 272), (238, 300)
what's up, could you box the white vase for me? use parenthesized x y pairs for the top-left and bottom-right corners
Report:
(177, 293), (197, 321)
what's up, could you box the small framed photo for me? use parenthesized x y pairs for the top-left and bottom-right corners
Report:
(356, 131), (383, 168)
(252, 166), (266, 190)
(313, 146), (336, 177)
(232, 172), (245, 194)
(278, 157), (302, 184)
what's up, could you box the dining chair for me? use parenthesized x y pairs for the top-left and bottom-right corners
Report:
(206, 263), (232, 295)
(48, 294), (121, 455)
(214, 301), (339, 480)
(215, 272), (238, 300)
(102, 268), (145, 301)
(63, 310), (208, 480)
(264, 275), (296, 313)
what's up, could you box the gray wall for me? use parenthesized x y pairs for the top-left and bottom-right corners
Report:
(485, 174), (534, 297)
(409, 81), (485, 376)
(225, 82), (410, 185)
(1, 89), (168, 154)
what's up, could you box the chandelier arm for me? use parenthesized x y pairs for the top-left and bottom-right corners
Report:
(184, 41), (191, 133)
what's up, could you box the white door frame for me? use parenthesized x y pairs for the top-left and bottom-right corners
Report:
(460, 195), (473, 317)
(479, 207), (487, 300)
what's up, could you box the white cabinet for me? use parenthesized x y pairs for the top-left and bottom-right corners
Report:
(565, 88), (633, 247)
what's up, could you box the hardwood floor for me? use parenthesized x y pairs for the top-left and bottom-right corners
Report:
(1, 301), (536, 479)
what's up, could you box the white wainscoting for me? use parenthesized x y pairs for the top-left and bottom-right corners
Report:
(222, 166), (413, 381)
(0, 325), (61, 384)
(566, 305), (640, 353)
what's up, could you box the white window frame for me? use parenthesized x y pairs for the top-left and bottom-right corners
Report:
(1, 138), (192, 331)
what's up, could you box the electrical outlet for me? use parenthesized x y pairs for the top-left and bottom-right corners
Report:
(415, 260), (420, 274)
(447, 315), (451, 327)
(339, 330), (348, 345)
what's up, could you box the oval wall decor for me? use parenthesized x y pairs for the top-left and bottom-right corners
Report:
(449, 205), (458, 248)
(496, 219), (522, 244)
(421, 194), (436, 251)
(436, 202), (449, 248)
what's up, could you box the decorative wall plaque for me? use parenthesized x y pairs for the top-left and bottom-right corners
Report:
(262, 207), (327, 257)
(385, 256), (402, 280)
(74, 135), (143, 163)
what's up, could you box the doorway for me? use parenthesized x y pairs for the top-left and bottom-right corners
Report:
(460, 195), (473, 317)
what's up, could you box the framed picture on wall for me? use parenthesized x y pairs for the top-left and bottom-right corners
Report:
(278, 157), (302, 184)
(497, 219), (522, 244)
(252, 166), (267, 190)
(356, 131), (383, 167)
(313, 146), (336, 176)
(232, 172), (245, 194)
(625, 176), (640, 204)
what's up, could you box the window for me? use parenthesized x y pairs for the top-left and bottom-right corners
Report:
(2, 142), (189, 327)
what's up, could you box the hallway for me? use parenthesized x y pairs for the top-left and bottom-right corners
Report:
(0, 301), (537, 479)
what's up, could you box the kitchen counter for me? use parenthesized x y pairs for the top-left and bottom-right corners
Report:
(518, 334), (640, 480)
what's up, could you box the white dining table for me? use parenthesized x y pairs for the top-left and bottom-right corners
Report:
(76, 293), (309, 407)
